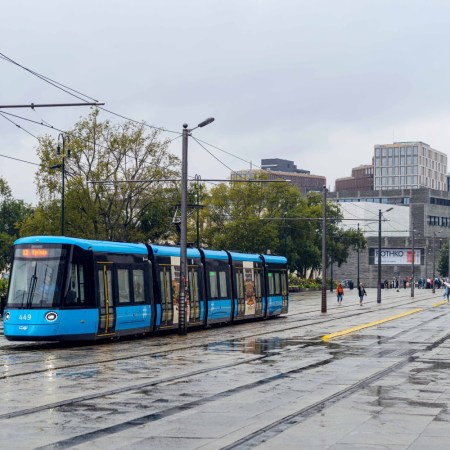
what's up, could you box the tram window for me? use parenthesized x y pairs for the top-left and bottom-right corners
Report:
(281, 272), (287, 293)
(117, 269), (130, 303)
(268, 273), (275, 295)
(160, 269), (172, 303)
(65, 264), (86, 307)
(274, 272), (281, 294)
(188, 269), (199, 302)
(236, 271), (244, 299)
(133, 269), (145, 303)
(98, 270), (113, 307)
(209, 271), (218, 299)
(255, 271), (262, 297)
(78, 265), (85, 302)
(219, 271), (228, 298)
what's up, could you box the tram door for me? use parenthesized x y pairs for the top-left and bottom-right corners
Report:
(97, 263), (116, 336)
(159, 264), (175, 327)
(188, 265), (201, 324)
(281, 269), (288, 314)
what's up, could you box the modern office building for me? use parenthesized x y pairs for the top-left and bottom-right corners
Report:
(374, 142), (447, 191)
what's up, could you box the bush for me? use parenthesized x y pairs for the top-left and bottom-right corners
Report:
(289, 274), (320, 291)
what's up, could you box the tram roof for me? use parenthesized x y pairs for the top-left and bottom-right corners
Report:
(150, 245), (201, 258)
(14, 236), (149, 255)
(227, 251), (262, 262)
(262, 254), (288, 264)
(202, 249), (229, 260)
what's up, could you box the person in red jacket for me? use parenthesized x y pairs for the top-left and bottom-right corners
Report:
(336, 283), (344, 304)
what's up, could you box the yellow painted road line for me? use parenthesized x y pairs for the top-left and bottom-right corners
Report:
(433, 300), (449, 307)
(322, 308), (423, 342)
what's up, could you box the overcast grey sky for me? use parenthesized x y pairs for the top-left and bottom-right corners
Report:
(2, 0), (450, 204)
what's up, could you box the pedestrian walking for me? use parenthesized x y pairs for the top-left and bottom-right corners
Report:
(358, 282), (367, 306)
(336, 283), (344, 304)
(444, 285), (450, 301)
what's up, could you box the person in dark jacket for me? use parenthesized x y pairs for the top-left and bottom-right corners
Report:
(358, 282), (367, 306)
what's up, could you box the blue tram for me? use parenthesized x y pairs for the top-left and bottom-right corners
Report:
(3, 236), (289, 341)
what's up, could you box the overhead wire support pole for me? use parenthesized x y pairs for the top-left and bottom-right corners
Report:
(432, 232), (436, 294)
(377, 207), (393, 304)
(377, 209), (382, 303)
(321, 185), (327, 313)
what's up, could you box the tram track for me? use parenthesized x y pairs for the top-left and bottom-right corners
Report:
(0, 291), (443, 381)
(31, 309), (450, 450)
(220, 328), (450, 449)
(0, 291), (446, 449)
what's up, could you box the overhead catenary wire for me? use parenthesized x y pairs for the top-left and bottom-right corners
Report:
(0, 111), (40, 143)
(0, 51), (180, 135)
(194, 137), (304, 183)
(191, 136), (246, 178)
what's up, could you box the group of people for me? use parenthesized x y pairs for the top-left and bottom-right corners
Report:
(336, 282), (367, 306)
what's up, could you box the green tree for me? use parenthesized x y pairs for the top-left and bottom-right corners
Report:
(0, 178), (31, 272)
(201, 177), (284, 253)
(200, 179), (366, 277)
(22, 110), (180, 241)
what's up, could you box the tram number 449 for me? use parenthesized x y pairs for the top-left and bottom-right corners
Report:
(18, 314), (32, 321)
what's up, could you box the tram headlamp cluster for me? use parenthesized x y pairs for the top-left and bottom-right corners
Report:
(45, 312), (58, 322)
(4, 312), (9, 321)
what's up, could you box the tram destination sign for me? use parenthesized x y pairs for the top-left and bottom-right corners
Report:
(369, 248), (423, 265)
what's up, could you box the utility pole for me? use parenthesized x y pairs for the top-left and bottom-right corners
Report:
(321, 185), (327, 313)
(179, 118), (214, 336)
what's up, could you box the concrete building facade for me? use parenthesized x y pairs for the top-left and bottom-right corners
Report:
(328, 187), (450, 288)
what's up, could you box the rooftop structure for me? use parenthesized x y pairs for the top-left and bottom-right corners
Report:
(335, 164), (374, 192)
(261, 158), (309, 174)
(231, 169), (325, 196)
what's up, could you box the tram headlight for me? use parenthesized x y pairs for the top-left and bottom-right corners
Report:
(45, 311), (58, 322)
(4, 312), (9, 321)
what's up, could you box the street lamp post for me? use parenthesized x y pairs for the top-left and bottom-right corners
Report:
(377, 207), (393, 304)
(179, 118), (214, 336)
(50, 133), (70, 236)
(411, 223), (415, 298)
(329, 249), (333, 293)
(432, 231), (441, 294)
(357, 223), (360, 288)
(448, 238), (450, 281)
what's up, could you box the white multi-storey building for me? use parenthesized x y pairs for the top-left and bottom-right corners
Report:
(374, 142), (447, 191)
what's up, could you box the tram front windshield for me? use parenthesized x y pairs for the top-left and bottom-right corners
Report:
(7, 245), (67, 308)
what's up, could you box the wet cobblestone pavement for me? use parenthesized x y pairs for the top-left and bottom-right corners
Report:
(1, 288), (450, 449)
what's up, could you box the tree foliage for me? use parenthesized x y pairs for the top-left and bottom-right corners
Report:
(0, 178), (31, 272)
(199, 177), (366, 276)
(22, 110), (180, 242)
